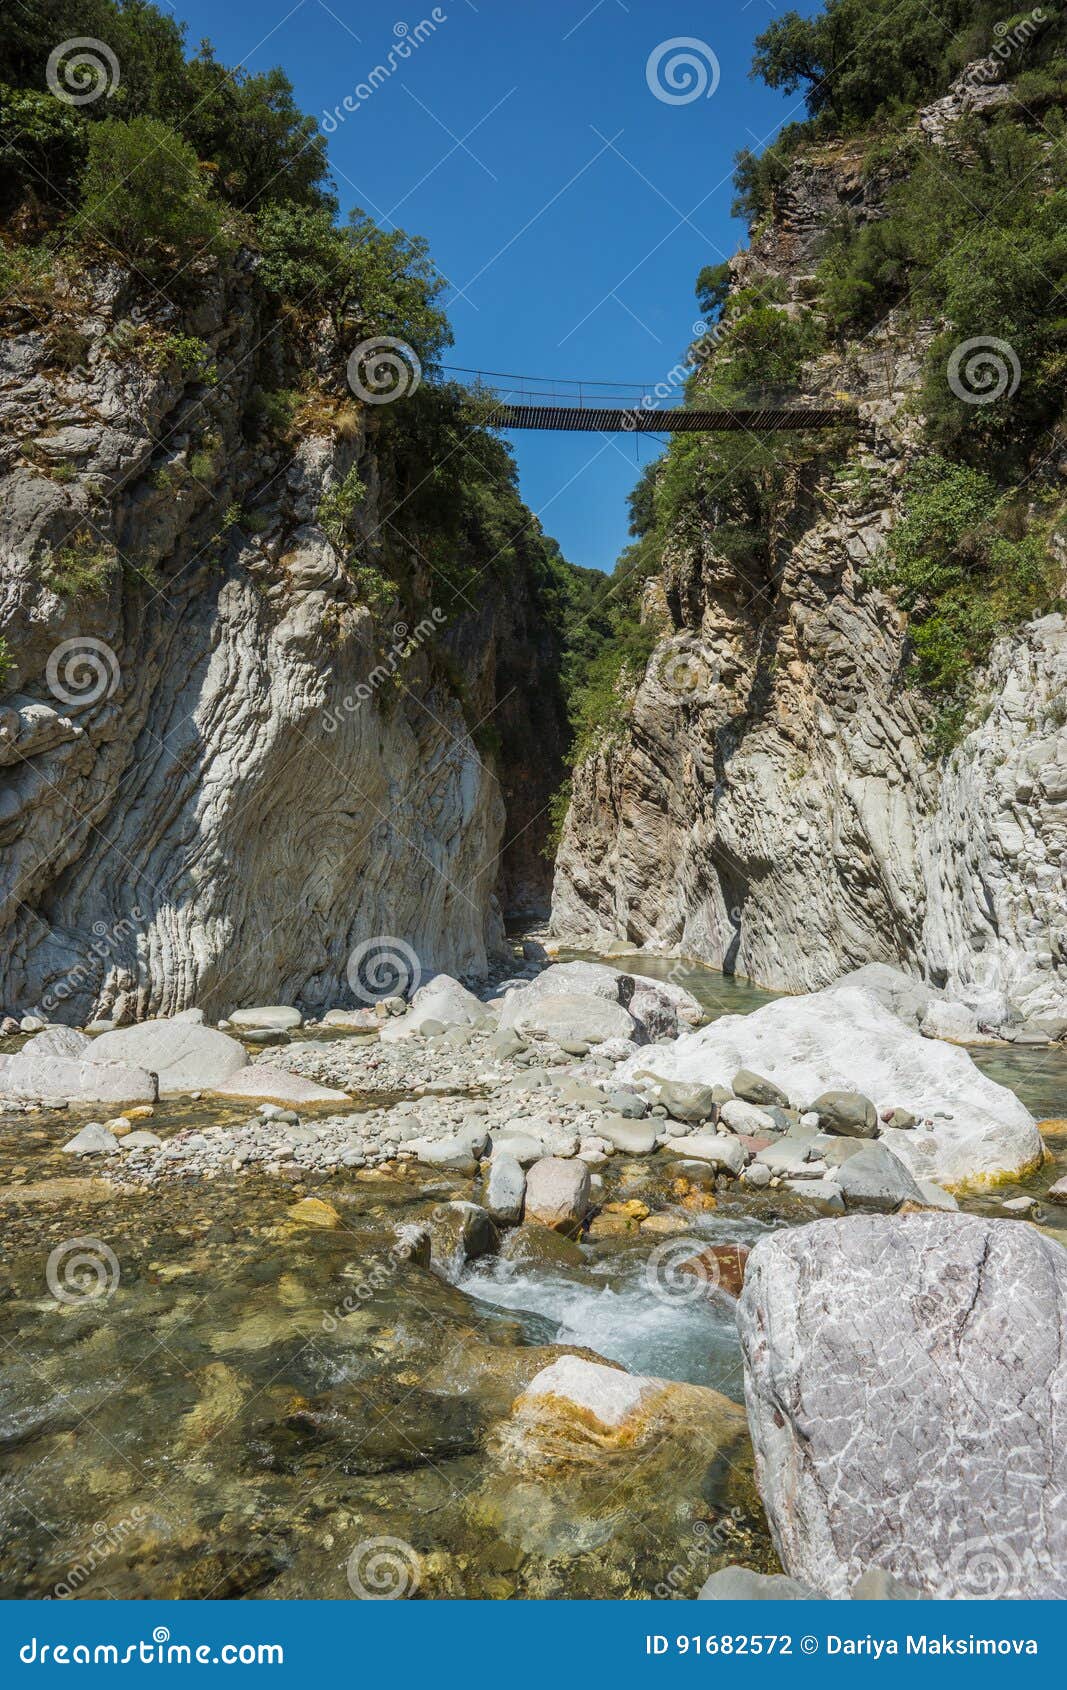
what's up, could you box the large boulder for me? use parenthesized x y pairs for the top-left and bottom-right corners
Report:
(0, 1040), (157, 1105)
(378, 974), (487, 1043)
(523, 1156), (591, 1233)
(499, 990), (636, 1047)
(833, 1143), (923, 1211)
(498, 961), (632, 1006)
(737, 1214), (1067, 1598)
(88, 1021), (247, 1093)
(620, 983), (1041, 1190)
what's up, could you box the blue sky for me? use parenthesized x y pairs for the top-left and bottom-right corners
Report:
(169, 0), (819, 571)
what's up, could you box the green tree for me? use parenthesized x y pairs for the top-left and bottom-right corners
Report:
(76, 114), (226, 259)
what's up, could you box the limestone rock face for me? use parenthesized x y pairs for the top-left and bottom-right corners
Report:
(737, 1214), (1067, 1599)
(548, 129), (1066, 1033)
(0, 261), (567, 1023)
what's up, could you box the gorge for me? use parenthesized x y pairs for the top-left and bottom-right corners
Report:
(1, 0), (1066, 1608)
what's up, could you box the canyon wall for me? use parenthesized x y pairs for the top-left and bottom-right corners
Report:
(0, 259), (564, 1022)
(551, 132), (1067, 1032)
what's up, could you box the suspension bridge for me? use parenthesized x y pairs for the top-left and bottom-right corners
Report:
(441, 366), (858, 433)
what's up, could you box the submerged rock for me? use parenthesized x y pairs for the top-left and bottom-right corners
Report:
(737, 1213), (1067, 1599)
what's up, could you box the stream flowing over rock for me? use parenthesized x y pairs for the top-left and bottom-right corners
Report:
(548, 131), (1067, 1036)
(737, 1213), (1067, 1599)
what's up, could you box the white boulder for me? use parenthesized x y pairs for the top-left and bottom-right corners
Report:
(378, 974), (487, 1043)
(88, 1021), (247, 1093)
(499, 990), (636, 1046)
(211, 1066), (348, 1104)
(620, 983), (1041, 1190)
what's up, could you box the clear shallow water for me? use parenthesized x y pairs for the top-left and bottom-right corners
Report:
(1, 959), (1064, 1598)
(461, 1210), (774, 1398)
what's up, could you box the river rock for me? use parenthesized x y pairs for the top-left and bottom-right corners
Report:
(620, 983), (1042, 1189)
(405, 1135), (479, 1175)
(810, 1089), (879, 1138)
(523, 1156), (591, 1233)
(649, 1078), (717, 1124)
(490, 1131), (546, 1166)
(698, 1566), (817, 1600)
(431, 1200), (495, 1271)
(719, 1098), (778, 1135)
(499, 990), (636, 1047)
(89, 1021), (248, 1092)
(486, 1152), (525, 1224)
(598, 1115), (658, 1155)
(62, 1122), (121, 1156)
(212, 1066), (348, 1104)
(662, 1133), (746, 1175)
(502, 1355), (747, 1469)
(119, 1130), (163, 1150)
(1045, 1174), (1067, 1205)
(287, 1196), (341, 1228)
(229, 1006), (303, 1031)
(607, 1089), (648, 1118)
(737, 1213), (1067, 1598)
(732, 1069), (789, 1107)
(0, 1044), (158, 1105)
(321, 1008), (379, 1030)
(29, 1026), (92, 1058)
(379, 974), (487, 1043)
(834, 1143), (923, 1211)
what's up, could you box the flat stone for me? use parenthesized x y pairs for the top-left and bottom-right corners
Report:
(62, 1122), (121, 1156)
(287, 1196), (341, 1228)
(229, 1006), (303, 1031)
(662, 1133), (746, 1175)
(598, 1115), (658, 1156)
(119, 1130), (163, 1150)
(719, 1097), (777, 1135)
(212, 1067), (348, 1104)
(699, 1566), (817, 1600)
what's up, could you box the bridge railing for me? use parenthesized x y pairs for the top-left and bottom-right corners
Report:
(437, 364), (851, 419)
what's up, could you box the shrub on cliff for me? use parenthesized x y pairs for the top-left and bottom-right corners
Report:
(76, 116), (228, 261)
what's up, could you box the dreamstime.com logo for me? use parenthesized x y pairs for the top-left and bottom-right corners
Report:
(346, 1535), (421, 1599)
(19, 1628), (283, 1665)
(646, 38), (720, 105)
(46, 38), (120, 105)
(321, 12), (447, 131)
(46, 1237), (120, 1305)
(322, 609), (445, 731)
(947, 335), (1021, 405)
(347, 336), (422, 404)
(45, 637), (121, 707)
(346, 935), (422, 1003)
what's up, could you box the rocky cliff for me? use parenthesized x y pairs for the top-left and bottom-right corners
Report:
(551, 114), (1067, 1035)
(0, 257), (568, 1022)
